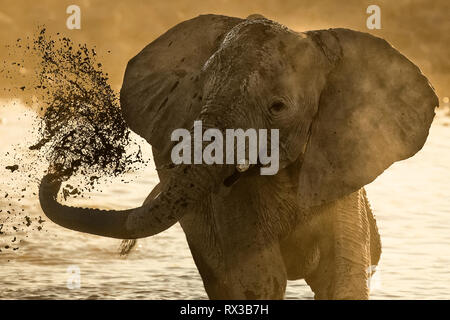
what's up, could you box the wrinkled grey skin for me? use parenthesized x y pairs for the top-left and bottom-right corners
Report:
(39, 14), (438, 299)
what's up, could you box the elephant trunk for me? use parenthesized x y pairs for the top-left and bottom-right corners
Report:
(39, 163), (232, 239)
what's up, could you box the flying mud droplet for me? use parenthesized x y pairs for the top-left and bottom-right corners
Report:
(5, 165), (19, 172)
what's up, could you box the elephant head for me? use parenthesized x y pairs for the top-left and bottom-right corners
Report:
(38, 14), (437, 239)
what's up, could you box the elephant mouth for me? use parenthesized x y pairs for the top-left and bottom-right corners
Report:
(156, 161), (253, 188)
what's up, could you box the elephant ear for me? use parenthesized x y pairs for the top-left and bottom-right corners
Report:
(120, 14), (243, 168)
(298, 28), (438, 208)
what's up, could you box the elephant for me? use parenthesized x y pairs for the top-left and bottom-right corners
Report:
(38, 14), (438, 299)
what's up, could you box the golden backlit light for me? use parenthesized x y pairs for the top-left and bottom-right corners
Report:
(0, 0), (448, 301)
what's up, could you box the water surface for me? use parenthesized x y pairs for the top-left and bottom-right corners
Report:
(0, 104), (449, 299)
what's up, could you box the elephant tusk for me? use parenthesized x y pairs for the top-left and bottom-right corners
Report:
(236, 159), (250, 172)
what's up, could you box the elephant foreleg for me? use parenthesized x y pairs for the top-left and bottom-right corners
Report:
(205, 244), (287, 299)
(185, 227), (288, 299)
(332, 189), (371, 299)
(181, 200), (288, 299)
(306, 189), (371, 299)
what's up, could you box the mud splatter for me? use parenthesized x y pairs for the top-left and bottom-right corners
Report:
(0, 27), (148, 253)
(26, 28), (145, 181)
(5, 164), (18, 172)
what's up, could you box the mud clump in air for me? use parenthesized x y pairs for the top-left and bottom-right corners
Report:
(27, 28), (144, 182)
(0, 28), (146, 253)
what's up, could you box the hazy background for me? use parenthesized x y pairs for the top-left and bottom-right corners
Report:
(0, 0), (449, 101)
(0, 0), (449, 299)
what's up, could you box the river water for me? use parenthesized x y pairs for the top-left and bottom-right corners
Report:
(0, 103), (449, 299)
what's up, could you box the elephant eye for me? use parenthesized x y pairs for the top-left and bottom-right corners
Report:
(269, 101), (287, 114)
